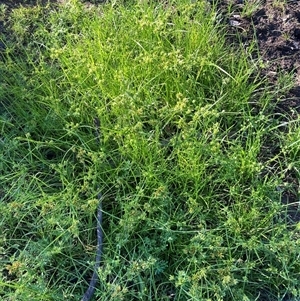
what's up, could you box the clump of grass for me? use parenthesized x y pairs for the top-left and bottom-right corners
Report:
(1, 0), (299, 300)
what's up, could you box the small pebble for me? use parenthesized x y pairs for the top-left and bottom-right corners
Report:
(229, 20), (241, 27)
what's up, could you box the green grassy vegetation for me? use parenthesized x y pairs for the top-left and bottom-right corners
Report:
(0, 0), (299, 300)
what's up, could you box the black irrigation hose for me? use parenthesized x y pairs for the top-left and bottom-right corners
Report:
(81, 196), (103, 301)
(81, 118), (103, 301)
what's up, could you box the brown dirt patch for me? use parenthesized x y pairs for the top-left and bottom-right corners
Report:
(219, 0), (300, 116)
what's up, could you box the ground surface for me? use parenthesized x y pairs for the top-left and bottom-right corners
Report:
(218, 0), (300, 116)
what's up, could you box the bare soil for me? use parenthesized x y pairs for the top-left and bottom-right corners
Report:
(218, 0), (300, 115)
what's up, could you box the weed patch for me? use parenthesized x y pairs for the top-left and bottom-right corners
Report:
(1, 1), (299, 300)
